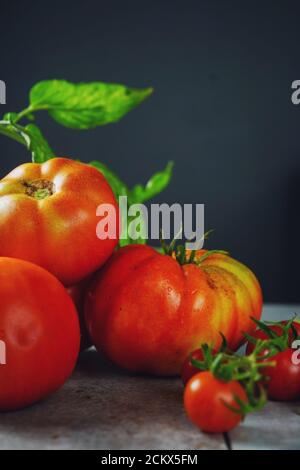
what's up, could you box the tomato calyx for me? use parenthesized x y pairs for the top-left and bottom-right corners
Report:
(160, 230), (228, 266)
(188, 338), (276, 417)
(23, 179), (55, 200)
(245, 317), (300, 401)
(188, 334), (228, 372)
(245, 316), (299, 353)
(187, 249), (229, 266)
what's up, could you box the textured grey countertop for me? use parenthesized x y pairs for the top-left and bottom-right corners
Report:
(0, 304), (299, 450)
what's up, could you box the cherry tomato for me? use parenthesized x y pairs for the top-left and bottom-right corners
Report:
(0, 257), (80, 411)
(184, 371), (247, 433)
(182, 348), (218, 385)
(263, 348), (300, 401)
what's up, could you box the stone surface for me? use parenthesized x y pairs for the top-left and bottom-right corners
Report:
(231, 401), (300, 450)
(0, 352), (225, 450)
(0, 304), (299, 450)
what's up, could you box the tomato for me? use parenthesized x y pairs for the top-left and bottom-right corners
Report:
(184, 371), (247, 433)
(182, 349), (206, 385)
(0, 158), (119, 285)
(245, 320), (300, 401)
(67, 277), (93, 351)
(246, 320), (300, 355)
(0, 257), (80, 411)
(181, 348), (218, 385)
(262, 349), (300, 401)
(85, 244), (262, 375)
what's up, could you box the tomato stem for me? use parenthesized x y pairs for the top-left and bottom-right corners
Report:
(160, 231), (228, 266)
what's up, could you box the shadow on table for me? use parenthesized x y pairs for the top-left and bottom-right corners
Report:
(76, 348), (181, 380)
(0, 349), (186, 447)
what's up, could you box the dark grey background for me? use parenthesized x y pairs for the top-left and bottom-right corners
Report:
(1, 0), (299, 302)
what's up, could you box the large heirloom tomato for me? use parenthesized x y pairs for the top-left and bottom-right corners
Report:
(0, 257), (80, 411)
(85, 245), (262, 375)
(0, 158), (118, 285)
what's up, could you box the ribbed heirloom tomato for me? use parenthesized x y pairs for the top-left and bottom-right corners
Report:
(0, 158), (118, 285)
(0, 257), (80, 411)
(85, 244), (262, 375)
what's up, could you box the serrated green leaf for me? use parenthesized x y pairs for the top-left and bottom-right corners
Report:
(29, 80), (153, 129)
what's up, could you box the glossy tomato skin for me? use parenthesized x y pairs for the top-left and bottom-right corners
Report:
(85, 244), (262, 375)
(184, 371), (247, 433)
(0, 257), (80, 411)
(263, 349), (300, 401)
(67, 277), (93, 351)
(0, 158), (119, 285)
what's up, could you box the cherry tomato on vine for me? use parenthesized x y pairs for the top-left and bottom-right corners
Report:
(262, 348), (300, 401)
(184, 371), (247, 433)
(182, 349), (205, 385)
(245, 319), (300, 401)
(246, 320), (300, 355)
(182, 348), (217, 385)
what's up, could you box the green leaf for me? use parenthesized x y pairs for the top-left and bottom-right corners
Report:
(90, 161), (146, 247)
(29, 80), (153, 129)
(3, 112), (18, 123)
(24, 124), (55, 163)
(0, 121), (54, 163)
(0, 121), (25, 145)
(130, 161), (173, 203)
(89, 160), (173, 248)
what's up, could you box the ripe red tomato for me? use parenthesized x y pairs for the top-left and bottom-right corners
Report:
(181, 348), (218, 385)
(0, 257), (80, 411)
(184, 371), (247, 433)
(262, 349), (300, 401)
(182, 349), (206, 385)
(246, 320), (300, 355)
(67, 277), (93, 351)
(85, 244), (262, 375)
(0, 158), (119, 285)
